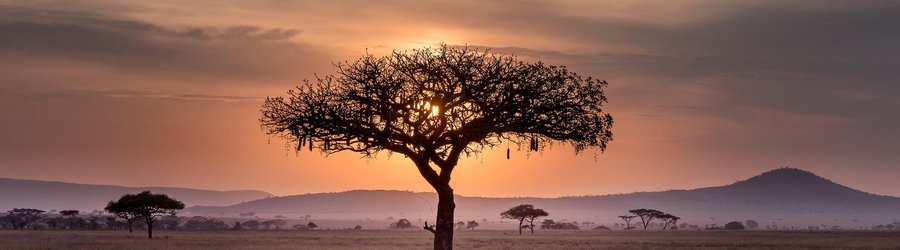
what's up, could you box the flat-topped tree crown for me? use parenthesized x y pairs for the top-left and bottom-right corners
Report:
(262, 45), (612, 178)
(261, 44), (613, 250)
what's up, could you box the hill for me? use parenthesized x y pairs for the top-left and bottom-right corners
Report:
(0, 178), (272, 211)
(186, 168), (900, 227)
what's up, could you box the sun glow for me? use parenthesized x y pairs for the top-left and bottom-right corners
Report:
(420, 101), (441, 117)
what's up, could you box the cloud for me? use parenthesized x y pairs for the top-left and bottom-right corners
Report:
(0, 7), (329, 87)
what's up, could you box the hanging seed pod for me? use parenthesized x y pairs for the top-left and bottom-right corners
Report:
(506, 148), (510, 159)
(309, 138), (314, 152)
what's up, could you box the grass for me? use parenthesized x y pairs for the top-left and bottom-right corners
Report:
(1, 230), (899, 249)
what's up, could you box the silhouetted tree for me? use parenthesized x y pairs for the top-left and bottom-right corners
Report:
(466, 220), (479, 230)
(618, 215), (636, 230)
(455, 221), (465, 230)
(307, 222), (318, 230)
(261, 45), (613, 250)
(390, 218), (413, 229)
(105, 199), (139, 233)
(658, 213), (680, 230)
(629, 209), (664, 230)
(724, 221), (746, 230)
(106, 191), (185, 238)
(744, 220), (759, 230)
(501, 204), (549, 235)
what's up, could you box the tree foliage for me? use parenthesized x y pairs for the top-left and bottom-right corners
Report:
(724, 221), (746, 230)
(0, 208), (45, 230)
(628, 208), (665, 230)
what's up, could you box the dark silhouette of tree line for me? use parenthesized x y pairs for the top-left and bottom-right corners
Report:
(261, 45), (613, 250)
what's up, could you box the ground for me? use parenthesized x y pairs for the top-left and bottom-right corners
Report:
(1, 230), (899, 249)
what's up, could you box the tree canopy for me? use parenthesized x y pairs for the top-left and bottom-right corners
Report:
(628, 208), (665, 230)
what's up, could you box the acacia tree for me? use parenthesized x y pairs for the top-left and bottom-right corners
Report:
(106, 191), (184, 239)
(629, 209), (664, 230)
(500, 204), (549, 235)
(618, 215), (636, 230)
(261, 45), (613, 250)
(105, 198), (139, 233)
(658, 213), (680, 230)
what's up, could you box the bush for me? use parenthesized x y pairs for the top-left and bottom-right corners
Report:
(723, 221), (745, 230)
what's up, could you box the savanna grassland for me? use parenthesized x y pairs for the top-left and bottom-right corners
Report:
(1, 230), (899, 250)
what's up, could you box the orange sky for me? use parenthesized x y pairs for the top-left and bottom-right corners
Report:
(1, 1), (899, 197)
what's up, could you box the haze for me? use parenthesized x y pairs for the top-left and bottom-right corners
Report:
(1, 0), (899, 197)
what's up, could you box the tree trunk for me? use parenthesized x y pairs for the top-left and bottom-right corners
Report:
(146, 219), (153, 239)
(128, 220), (133, 233)
(529, 219), (535, 234)
(517, 219), (524, 235)
(433, 187), (455, 250)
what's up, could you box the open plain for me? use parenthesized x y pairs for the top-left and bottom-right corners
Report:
(1, 230), (899, 250)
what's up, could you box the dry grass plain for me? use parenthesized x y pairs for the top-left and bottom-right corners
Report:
(1, 230), (899, 250)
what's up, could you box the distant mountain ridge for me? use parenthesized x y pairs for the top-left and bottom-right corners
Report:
(0, 178), (272, 211)
(186, 168), (900, 226)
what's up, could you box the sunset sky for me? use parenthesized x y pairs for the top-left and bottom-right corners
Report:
(1, 0), (899, 197)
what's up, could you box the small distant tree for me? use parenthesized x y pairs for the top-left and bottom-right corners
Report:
(724, 221), (746, 230)
(501, 204), (548, 235)
(354, 225), (363, 230)
(307, 222), (318, 230)
(744, 220), (759, 230)
(629, 209), (664, 230)
(659, 213), (680, 230)
(455, 221), (465, 230)
(390, 219), (413, 229)
(106, 191), (185, 238)
(618, 215), (636, 230)
(466, 220), (479, 230)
